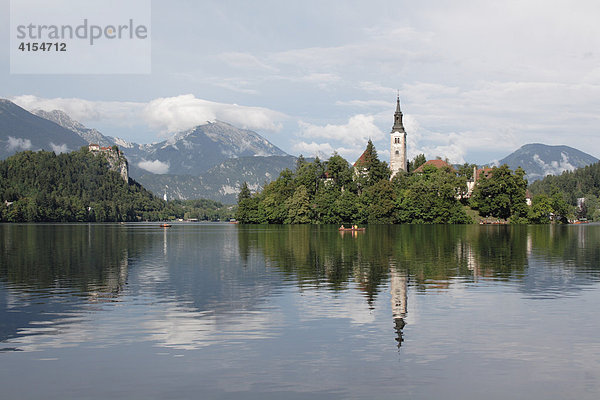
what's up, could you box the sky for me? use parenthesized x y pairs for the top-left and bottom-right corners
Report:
(2, 0), (600, 165)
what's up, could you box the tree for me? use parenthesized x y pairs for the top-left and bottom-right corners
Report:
(470, 164), (528, 222)
(408, 154), (426, 173)
(396, 165), (471, 224)
(528, 194), (553, 224)
(355, 140), (390, 190)
(285, 185), (312, 223)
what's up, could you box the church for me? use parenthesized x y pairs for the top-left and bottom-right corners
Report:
(389, 96), (407, 178)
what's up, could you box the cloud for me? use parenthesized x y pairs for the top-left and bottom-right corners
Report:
(11, 94), (287, 137)
(217, 52), (278, 72)
(49, 143), (69, 154)
(533, 153), (577, 176)
(298, 114), (384, 145)
(292, 141), (335, 158)
(11, 95), (143, 126)
(294, 115), (385, 160)
(6, 136), (32, 151)
(137, 159), (170, 174)
(141, 94), (286, 134)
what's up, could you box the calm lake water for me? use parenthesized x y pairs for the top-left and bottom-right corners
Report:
(2, 223), (600, 399)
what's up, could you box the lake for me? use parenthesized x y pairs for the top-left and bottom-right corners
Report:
(2, 223), (600, 399)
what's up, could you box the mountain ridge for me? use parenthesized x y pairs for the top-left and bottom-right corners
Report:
(495, 143), (598, 182)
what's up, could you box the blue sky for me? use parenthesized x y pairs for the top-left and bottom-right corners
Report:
(2, 0), (600, 165)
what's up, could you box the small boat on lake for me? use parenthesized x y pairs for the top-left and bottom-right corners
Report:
(159, 223), (172, 228)
(338, 227), (366, 231)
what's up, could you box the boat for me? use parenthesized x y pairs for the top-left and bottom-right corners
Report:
(338, 227), (366, 231)
(159, 223), (172, 228)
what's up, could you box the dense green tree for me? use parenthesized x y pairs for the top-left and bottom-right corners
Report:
(396, 165), (470, 224)
(470, 164), (528, 222)
(457, 162), (478, 180)
(285, 185), (312, 224)
(355, 140), (390, 190)
(408, 153), (427, 173)
(361, 180), (396, 223)
(0, 148), (174, 222)
(528, 194), (553, 224)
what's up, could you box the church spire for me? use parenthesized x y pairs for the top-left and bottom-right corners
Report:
(392, 95), (405, 132)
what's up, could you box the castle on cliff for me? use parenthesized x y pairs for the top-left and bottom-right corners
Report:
(88, 144), (129, 182)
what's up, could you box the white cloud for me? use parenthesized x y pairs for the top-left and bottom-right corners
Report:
(6, 136), (32, 151)
(141, 94), (286, 134)
(292, 141), (335, 158)
(11, 95), (143, 126)
(294, 115), (385, 161)
(533, 152), (577, 176)
(217, 52), (278, 72)
(49, 143), (69, 154)
(137, 159), (170, 174)
(298, 114), (384, 145)
(10, 94), (287, 138)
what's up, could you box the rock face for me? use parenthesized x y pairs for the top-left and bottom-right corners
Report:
(88, 144), (129, 182)
(33, 109), (115, 147)
(125, 120), (288, 176)
(497, 143), (599, 182)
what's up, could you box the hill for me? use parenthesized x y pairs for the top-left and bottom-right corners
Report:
(497, 143), (598, 182)
(0, 148), (174, 222)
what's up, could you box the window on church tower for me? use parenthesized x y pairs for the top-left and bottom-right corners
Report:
(395, 150), (399, 155)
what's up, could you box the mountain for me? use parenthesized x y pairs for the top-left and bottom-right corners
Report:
(125, 121), (287, 176)
(0, 99), (87, 159)
(136, 155), (298, 203)
(497, 143), (598, 182)
(9, 101), (292, 201)
(32, 109), (115, 147)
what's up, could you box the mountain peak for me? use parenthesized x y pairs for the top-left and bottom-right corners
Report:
(33, 109), (86, 131)
(498, 143), (598, 182)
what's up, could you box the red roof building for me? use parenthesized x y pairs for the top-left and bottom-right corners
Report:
(413, 159), (456, 173)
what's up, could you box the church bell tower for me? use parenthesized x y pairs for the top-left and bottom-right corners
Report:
(390, 96), (407, 177)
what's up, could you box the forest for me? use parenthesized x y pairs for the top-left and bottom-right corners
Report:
(0, 148), (233, 222)
(529, 161), (600, 221)
(236, 140), (579, 225)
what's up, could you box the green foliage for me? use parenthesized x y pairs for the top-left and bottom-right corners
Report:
(408, 153), (426, 173)
(235, 142), (472, 225)
(529, 162), (600, 221)
(395, 165), (471, 224)
(528, 194), (553, 224)
(0, 148), (181, 222)
(355, 140), (390, 190)
(170, 198), (234, 221)
(469, 164), (528, 222)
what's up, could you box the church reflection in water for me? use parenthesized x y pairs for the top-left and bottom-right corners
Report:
(389, 267), (408, 348)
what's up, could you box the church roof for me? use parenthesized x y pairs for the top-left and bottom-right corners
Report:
(413, 159), (456, 173)
(475, 167), (493, 181)
(353, 148), (370, 167)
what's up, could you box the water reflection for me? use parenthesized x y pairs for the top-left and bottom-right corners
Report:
(2, 224), (600, 354)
